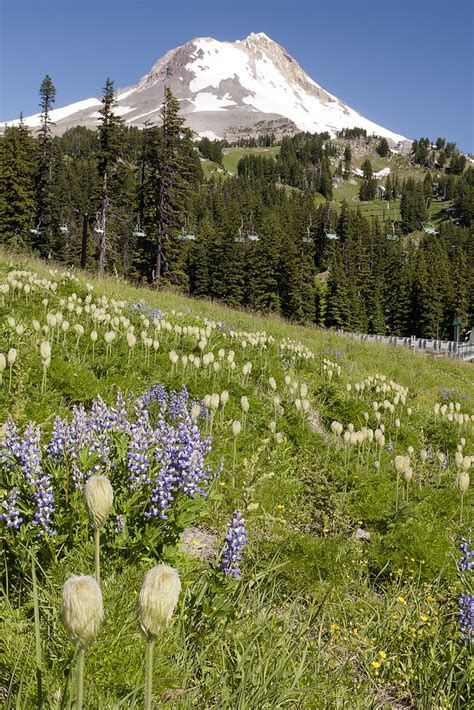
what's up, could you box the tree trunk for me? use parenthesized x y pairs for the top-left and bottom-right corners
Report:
(154, 230), (162, 287)
(80, 213), (88, 269)
(98, 175), (107, 275)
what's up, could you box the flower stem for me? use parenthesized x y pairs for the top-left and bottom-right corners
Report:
(94, 528), (100, 584)
(76, 649), (85, 710)
(144, 639), (155, 710)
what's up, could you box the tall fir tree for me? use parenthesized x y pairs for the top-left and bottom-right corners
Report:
(0, 120), (36, 246)
(35, 75), (57, 255)
(96, 78), (124, 274)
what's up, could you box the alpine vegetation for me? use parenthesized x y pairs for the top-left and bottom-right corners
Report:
(0, 259), (473, 708)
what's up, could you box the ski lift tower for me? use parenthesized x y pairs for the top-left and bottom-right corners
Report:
(303, 217), (314, 244)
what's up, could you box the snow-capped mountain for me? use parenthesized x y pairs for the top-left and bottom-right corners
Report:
(2, 33), (408, 143)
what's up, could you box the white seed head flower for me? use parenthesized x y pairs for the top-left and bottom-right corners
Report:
(220, 390), (229, 406)
(458, 471), (470, 494)
(241, 396), (249, 413)
(210, 393), (220, 411)
(268, 377), (277, 391)
(137, 564), (181, 639)
(62, 575), (104, 649)
(407, 407), (412, 416)
(232, 420), (242, 437)
(455, 451), (464, 469)
(7, 348), (17, 366)
(0, 353), (6, 372)
(40, 341), (51, 362)
(404, 467), (413, 483)
(83, 475), (114, 530)
(394, 455), (409, 473)
(420, 449), (428, 463)
(191, 404), (201, 422)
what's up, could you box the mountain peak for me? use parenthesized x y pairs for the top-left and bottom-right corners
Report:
(1, 33), (408, 144)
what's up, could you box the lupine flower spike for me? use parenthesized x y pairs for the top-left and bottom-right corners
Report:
(218, 511), (248, 580)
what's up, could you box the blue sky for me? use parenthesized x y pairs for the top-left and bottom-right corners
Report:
(0, 0), (472, 151)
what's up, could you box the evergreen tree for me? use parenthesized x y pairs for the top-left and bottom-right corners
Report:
(96, 78), (124, 274)
(359, 159), (377, 201)
(35, 75), (57, 255)
(343, 144), (352, 176)
(143, 88), (191, 284)
(0, 121), (36, 246)
(376, 137), (390, 157)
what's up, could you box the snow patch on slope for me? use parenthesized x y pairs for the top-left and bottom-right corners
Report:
(4, 97), (101, 128)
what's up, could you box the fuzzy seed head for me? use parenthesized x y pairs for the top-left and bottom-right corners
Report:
(232, 420), (242, 437)
(241, 396), (249, 413)
(40, 340), (51, 361)
(458, 471), (470, 494)
(62, 575), (104, 649)
(137, 564), (181, 639)
(84, 475), (114, 530)
(7, 348), (17, 366)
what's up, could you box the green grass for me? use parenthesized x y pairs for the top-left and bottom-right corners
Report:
(221, 146), (280, 174)
(1, 251), (473, 708)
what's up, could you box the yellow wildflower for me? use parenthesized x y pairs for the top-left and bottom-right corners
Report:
(396, 596), (406, 604)
(371, 661), (381, 669)
(379, 651), (387, 659)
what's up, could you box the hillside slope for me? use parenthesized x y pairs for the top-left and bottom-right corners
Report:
(1, 252), (473, 708)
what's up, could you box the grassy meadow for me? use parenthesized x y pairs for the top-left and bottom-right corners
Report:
(1, 251), (473, 709)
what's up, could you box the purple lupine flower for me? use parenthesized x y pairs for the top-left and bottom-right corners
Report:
(0, 416), (21, 471)
(218, 511), (248, 580)
(387, 440), (394, 453)
(71, 461), (87, 490)
(460, 538), (474, 573)
(168, 386), (190, 420)
(140, 384), (168, 412)
(459, 594), (474, 641)
(109, 391), (128, 432)
(19, 424), (55, 536)
(0, 487), (23, 529)
(127, 405), (155, 490)
(114, 514), (125, 533)
(46, 416), (69, 460)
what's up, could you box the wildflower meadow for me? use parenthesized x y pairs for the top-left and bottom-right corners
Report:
(1, 253), (473, 708)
